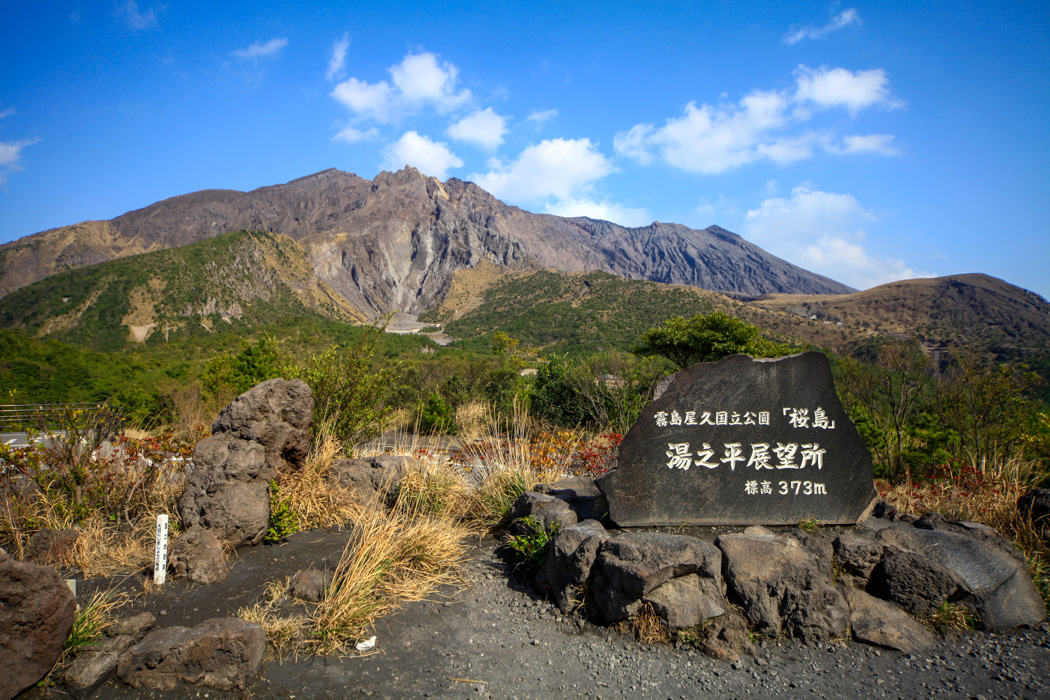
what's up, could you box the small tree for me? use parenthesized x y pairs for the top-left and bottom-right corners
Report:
(638, 311), (795, 369)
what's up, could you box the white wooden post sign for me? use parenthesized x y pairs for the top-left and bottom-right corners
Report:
(153, 514), (169, 585)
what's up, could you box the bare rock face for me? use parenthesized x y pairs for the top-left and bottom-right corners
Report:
(541, 519), (610, 613)
(169, 526), (228, 584)
(839, 585), (936, 654)
(716, 526), (848, 643)
(116, 617), (265, 691)
(211, 377), (313, 472)
(179, 379), (313, 548)
(179, 437), (270, 548)
(587, 532), (725, 625)
(0, 167), (855, 315)
(0, 546), (77, 700)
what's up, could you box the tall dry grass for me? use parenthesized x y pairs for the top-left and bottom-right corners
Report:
(239, 499), (469, 657)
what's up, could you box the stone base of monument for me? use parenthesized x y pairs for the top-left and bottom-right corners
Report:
(511, 476), (1046, 660)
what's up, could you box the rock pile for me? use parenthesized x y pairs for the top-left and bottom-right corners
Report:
(518, 476), (1046, 659)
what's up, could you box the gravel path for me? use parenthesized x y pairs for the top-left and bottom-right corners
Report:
(252, 539), (1050, 700)
(49, 530), (1050, 700)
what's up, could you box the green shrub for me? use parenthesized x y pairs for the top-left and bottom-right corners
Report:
(265, 481), (298, 544)
(417, 393), (457, 435)
(505, 515), (560, 573)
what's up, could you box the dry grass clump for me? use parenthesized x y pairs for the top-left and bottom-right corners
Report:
(921, 601), (975, 637)
(72, 514), (164, 579)
(454, 400), (490, 440)
(275, 422), (360, 530)
(239, 499), (469, 656)
(61, 588), (129, 661)
(614, 603), (673, 645)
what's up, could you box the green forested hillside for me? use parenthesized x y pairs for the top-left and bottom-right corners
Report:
(424, 270), (801, 356)
(0, 230), (359, 352)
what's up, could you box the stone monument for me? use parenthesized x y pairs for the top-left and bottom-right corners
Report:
(597, 352), (877, 526)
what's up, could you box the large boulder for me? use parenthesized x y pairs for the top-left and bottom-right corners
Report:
(24, 528), (80, 567)
(534, 476), (609, 522)
(867, 549), (959, 615)
(588, 532), (724, 624)
(211, 378), (313, 473)
(117, 617), (265, 691)
(540, 519), (610, 613)
(169, 526), (228, 584)
(178, 437), (270, 548)
(0, 546), (77, 700)
(832, 532), (883, 581)
(329, 454), (418, 507)
(506, 491), (579, 536)
(716, 526), (848, 642)
(874, 519), (1046, 630)
(839, 584), (936, 654)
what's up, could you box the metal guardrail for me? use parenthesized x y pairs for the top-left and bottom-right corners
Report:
(0, 403), (125, 433)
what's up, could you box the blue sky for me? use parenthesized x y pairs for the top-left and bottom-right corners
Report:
(1, 1), (1048, 297)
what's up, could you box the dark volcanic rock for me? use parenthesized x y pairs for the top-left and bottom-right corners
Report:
(117, 617), (265, 691)
(598, 352), (878, 526)
(541, 519), (610, 613)
(588, 532), (723, 624)
(874, 521), (1046, 629)
(179, 436), (270, 548)
(867, 549), (959, 615)
(0, 546), (77, 700)
(507, 491), (579, 536)
(24, 527), (79, 567)
(329, 454), (418, 506)
(211, 378), (313, 472)
(839, 584), (937, 654)
(717, 526), (848, 642)
(169, 526), (228, 584)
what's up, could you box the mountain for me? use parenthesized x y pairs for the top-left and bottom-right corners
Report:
(0, 168), (853, 317)
(746, 274), (1050, 364)
(424, 267), (1050, 371)
(0, 229), (361, 350)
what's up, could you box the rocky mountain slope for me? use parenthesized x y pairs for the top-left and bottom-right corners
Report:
(0, 230), (361, 350)
(0, 168), (853, 317)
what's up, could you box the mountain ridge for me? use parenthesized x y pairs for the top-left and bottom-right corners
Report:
(0, 167), (854, 315)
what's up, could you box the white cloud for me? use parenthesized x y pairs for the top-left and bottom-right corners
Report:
(0, 107), (14, 120)
(794, 65), (903, 114)
(326, 34), (350, 82)
(471, 138), (614, 202)
(390, 53), (471, 110)
(615, 65), (901, 174)
(232, 38), (289, 60)
(332, 125), (379, 143)
(833, 133), (900, 155)
(544, 197), (651, 227)
(381, 131), (463, 179)
(784, 8), (860, 45)
(526, 109), (558, 125)
(0, 137), (40, 187)
(330, 78), (396, 122)
(447, 108), (507, 150)
(742, 186), (926, 289)
(115, 1), (160, 31)
(330, 51), (471, 125)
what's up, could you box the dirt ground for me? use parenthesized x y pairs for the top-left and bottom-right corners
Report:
(33, 526), (1050, 700)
